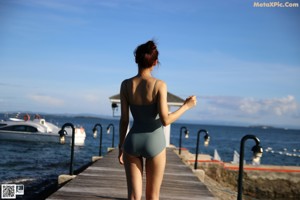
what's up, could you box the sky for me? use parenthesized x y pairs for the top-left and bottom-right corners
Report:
(0, 0), (299, 128)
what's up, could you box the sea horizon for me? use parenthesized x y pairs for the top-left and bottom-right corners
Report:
(1, 111), (300, 131)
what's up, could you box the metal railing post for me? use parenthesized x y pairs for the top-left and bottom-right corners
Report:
(179, 126), (189, 155)
(93, 123), (103, 156)
(107, 123), (115, 148)
(59, 123), (75, 175)
(237, 135), (263, 200)
(194, 129), (210, 170)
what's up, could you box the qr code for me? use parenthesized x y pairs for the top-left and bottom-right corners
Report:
(1, 184), (24, 199)
(1, 184), (16, 199)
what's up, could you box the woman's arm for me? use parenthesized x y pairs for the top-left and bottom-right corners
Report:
(157, 81), (196, 126)
(118, 80), (129, 164)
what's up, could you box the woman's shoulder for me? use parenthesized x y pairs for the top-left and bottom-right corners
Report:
(121, 77), (134, 86)
(155, 79), (167, 88)
(122, 77), (134, 82)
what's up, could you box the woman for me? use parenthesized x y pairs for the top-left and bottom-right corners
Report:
(118, 40), (197, 200)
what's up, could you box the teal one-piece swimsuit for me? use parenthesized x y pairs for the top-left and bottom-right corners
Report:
(123, 103), (166, 158)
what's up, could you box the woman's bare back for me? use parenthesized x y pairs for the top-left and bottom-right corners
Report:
(125, 76), (159, 106)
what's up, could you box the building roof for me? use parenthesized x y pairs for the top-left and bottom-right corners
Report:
(109, 92), (184, 106)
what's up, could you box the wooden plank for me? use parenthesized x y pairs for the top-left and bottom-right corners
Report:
(47, 148), (216, 200)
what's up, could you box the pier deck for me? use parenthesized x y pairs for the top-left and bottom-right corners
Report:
(47, 148), (216, 200)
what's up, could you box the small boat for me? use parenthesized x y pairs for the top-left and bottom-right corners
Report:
(0, 113), (86, 146)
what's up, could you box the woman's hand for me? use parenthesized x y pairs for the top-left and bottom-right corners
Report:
(184, 95), (197, 109)
(118, 149), (124, 165)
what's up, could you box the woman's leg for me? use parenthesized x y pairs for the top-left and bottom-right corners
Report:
(145, 149), (166, 200)
(123, 152), (143, 200)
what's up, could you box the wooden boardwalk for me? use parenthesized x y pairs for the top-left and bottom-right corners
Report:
(47, 148), (216, 200)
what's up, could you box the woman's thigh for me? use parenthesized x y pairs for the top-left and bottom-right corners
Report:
(145, 149), (166, 198)
(124, 152), (143, 199)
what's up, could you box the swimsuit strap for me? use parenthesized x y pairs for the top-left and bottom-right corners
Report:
(152, 80), (158, 103)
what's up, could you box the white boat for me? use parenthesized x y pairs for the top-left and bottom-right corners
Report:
(0, 114), (86, 146)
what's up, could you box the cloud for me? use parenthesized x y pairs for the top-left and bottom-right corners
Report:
(239, 95), (298, 116)
(83, 94), (100, 103)
(28, 94), (64, 107)
(239, 98), (261, 114)
(201, 95), (299, 118)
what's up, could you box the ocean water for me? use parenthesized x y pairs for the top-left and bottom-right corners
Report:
(0, 114), (299, 199)
(171, 123), (300, 166)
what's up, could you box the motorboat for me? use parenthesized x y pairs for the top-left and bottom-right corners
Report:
(0, 113), (86, 146)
